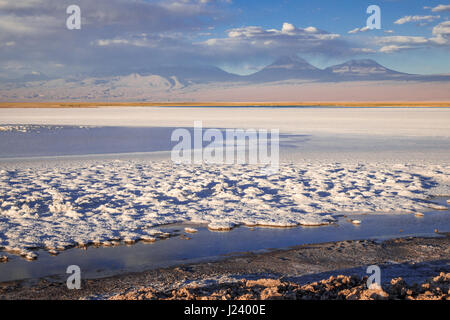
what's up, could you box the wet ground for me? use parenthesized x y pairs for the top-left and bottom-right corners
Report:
(1, 233), (448, 300)
(0, 121), (448, 298)
(0, 197), (448, 284)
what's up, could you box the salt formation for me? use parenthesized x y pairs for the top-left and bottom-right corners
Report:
(0, 160), (448, 258)
(0, 125), (69, 133)
(184, 227), (198, 233)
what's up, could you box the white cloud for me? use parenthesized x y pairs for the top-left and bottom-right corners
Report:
(0, 0), (43, 10)
(228, 26), (265, 38)
(377, 21), (450, 53)
(430, 4), (450, 12)
(0, 0), (221, 41)
(377, 36), (427, 53)
(432, 21), (450, 36)
(217, 23), (341, 43)
(199, 22), (346, 59)
(348, 26), (370, 34)
(394, 15), (440, 25)
(0, 41), (16, 48)
(430, 21), (450, 44)
(281, 22), (296, 33)
(0, 15), (60, 35)
(304, 26), (319, 33)
(352, 48), (376, 53)
(0, 0), (230, 79)
(377, 36), (429, 44)
(379, 45), (413, 53)
(93, 32), (188, 48)
(96, 39), (131, 47)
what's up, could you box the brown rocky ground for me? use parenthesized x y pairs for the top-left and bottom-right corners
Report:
(110, 272), (450, 300)
(0, 234), (449, 300)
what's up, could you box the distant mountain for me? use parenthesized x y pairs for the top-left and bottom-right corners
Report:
(323, 59), (450, 82)
(241, 56), (448, 83)
(143, 65), (243, 84)
(244, 57), (450, 82)
(21, 72), (51, 82)
(246, 56), (325, 82)
(324, 59), (410, 81)
(104, 73), (178, 89)
(2, 56), (449, 101)
(0, 72), (51, 84)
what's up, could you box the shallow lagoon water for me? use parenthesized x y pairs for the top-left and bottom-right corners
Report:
(0, 124), (448, 162)
(0, 126), (188, 158)
(0, 197), (448, 283)
(0, 121), (448, 283)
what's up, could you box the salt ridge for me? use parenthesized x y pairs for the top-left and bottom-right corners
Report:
(0, 160), (448, 259)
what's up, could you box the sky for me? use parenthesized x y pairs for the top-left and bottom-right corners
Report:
(0, 0), (449, 80)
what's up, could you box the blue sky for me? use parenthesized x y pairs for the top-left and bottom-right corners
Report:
(213, 0), (450, 74)
(0, 0), (449, 80)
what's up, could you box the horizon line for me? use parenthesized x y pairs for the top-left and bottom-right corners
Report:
(1, 101), (449, 108)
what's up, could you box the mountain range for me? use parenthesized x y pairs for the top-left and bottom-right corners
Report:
(140, 55), (450, 84)
(1, 56), (449, 101)
(5, 56), (450, 87)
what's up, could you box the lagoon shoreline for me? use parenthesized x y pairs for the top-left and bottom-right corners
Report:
(1, 234), (448, 300)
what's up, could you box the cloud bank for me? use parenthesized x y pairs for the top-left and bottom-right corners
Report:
(0, 0), (449, 81)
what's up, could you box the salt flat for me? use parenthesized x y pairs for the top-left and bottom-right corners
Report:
(1, 107), (450, 137)
(0, 159), (448, 258)
(0, 107), (449, 259)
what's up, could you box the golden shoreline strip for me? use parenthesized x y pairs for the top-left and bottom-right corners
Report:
(0, 101), (449, 108)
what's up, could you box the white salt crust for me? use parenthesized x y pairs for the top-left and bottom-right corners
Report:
(0, 160), (448, 258)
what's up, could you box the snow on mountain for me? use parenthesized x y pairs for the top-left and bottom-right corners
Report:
(1, 56), (449, 101)
(324, 59), (408, 80)
(247, 55), (325, 82)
